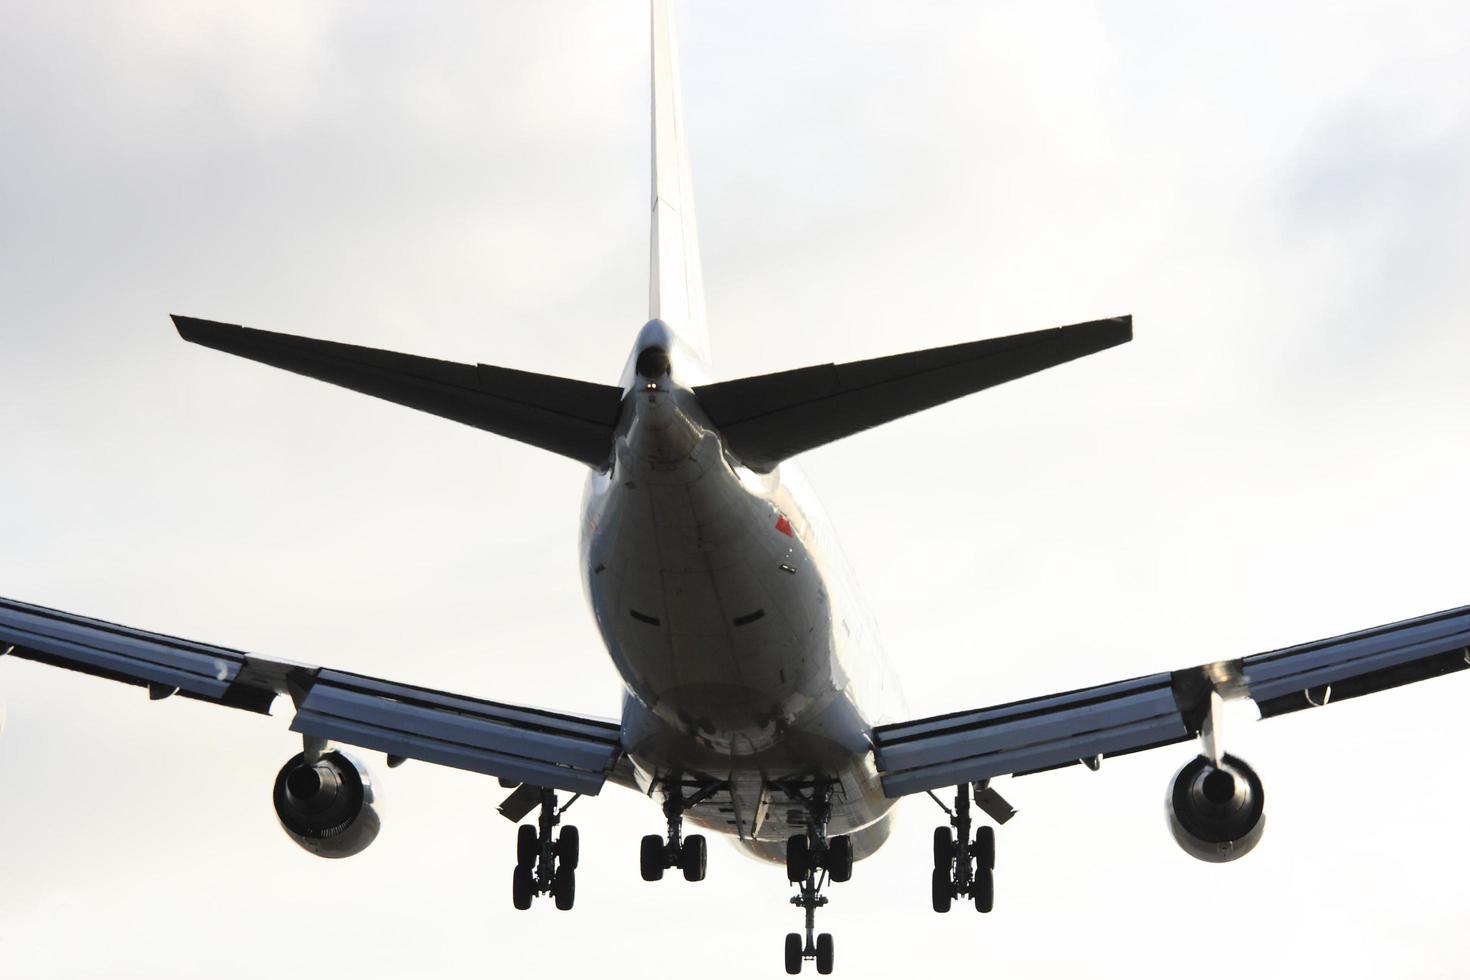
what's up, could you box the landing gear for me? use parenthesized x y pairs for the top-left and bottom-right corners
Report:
(930, 783), (995, 914)
(640, 779), (722, 882)
(510, 787), (581, 911)
(786, 877), (834, 975)
(781, 783), (854, 885)
(779, 781), (850, 974)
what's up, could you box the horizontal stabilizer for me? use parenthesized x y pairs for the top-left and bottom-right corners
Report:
(173, 316), (623, 468)
(694, 316), (1131, 471)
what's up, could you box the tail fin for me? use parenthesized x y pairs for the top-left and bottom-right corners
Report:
(173, 316), (623, 469)
(649, 0), (711, 365)
(694, 316), (1132, 472)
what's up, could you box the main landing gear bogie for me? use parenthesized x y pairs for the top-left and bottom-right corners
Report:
(640, 779), (722, 883)
(931, 783), (998, 915)
(640, 831), (707, 882)
(785, 831), (853, 884)
(510, 787), (581, 912)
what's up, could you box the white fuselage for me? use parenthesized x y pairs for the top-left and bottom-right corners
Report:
(580, 322), (906, 863)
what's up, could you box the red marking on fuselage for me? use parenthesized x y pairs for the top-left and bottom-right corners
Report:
(775, 514), (794, 537)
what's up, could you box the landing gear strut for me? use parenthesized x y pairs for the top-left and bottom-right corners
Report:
(780, 782), (851, 975)
(640, 779), (722, 882)
(930, 783), (995, 913)
(511, 787), (580, 911)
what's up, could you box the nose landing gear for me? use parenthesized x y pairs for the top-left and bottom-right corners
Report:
(779, 781), (851, 975)
(786, 874), (834, 975)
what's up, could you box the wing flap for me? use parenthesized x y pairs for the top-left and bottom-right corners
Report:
(874, 673), (1188, 797)
(874, 604), (1470, 798)
(0, 596), (625, 793)
(1241, 605), (1470, 716)
(291, 670), (621, 795)
(0, 597), (254, 705)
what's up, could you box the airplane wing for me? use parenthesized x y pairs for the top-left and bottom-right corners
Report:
(873, 604), (1470, 797)
(0, 596), (625, 795)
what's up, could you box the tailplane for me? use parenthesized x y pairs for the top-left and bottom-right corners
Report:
(694, 316), (1132, 472)
(173, 316), (623, 469)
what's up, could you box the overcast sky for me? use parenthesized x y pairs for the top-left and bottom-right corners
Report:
(3, 1), (1470, 977)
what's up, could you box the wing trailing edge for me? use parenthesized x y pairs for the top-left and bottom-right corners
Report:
(0, 595), (628, 794)
(873, 602), (1470, 797)
(694, 315), (1132, 472)
(173, 316), (623, 468)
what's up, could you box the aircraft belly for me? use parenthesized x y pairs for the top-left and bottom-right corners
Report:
(586, 434), (839, 750)
(583, 390), (899, 860)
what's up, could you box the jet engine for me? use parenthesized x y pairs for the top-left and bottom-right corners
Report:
(1166, 753), (1265, 863)
(273, 749), (381, 858)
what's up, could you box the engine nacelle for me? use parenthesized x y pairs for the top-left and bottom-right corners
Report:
(273, 750), (381, 859)
(1166, 753), (1265, 863)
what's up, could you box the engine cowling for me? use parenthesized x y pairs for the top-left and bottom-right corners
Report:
(1166, 753), (1265, 863)
(273, 750), (381, 859)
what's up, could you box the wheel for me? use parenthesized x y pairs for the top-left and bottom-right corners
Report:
(557, 825), (580, 871)
(973, 866), (994, 913)
(681, 834), (707, 882)
(516, 825), (537, 868)
(511, 862), (534, 910)
(640, 834), (666, 881)
(931, 867), (952, 913)
(815, 933), (834, 975)
(932, 826), (953, 870)
(784, 932), (803, 975)
(786, 834), (811, 883)
(973, 825), (995, 871)
(827, 835), (853, 883)
(553, 867), (576, 911)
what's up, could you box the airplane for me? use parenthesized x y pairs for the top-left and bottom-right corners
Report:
(2, 3), (1468, 977)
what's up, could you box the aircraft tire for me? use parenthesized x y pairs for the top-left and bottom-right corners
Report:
(516, 825), (537, 868)
(553, 867), (576, 911)
(827, 835), (853, 883)
(784, 933), (803, 975)
(931, 867), (952, 913)
(640, 834), (666, 881)
(973, 825), (995, 871)
(512, 863), (534, 911)
(557, 825), (580, 871)
(933, 826), (953, 870)
(973, 867), (994, 914)
(681, 834), (707, 882)
(815, 933), (834, 976)
(786, 834), (810, 883)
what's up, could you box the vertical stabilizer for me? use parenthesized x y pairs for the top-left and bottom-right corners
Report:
(649, 0), (711, 365)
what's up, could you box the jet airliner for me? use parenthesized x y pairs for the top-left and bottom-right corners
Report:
(3, 2), (1468, 976)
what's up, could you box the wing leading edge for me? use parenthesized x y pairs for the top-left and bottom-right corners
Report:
(0, 596), (625, 795)
(873, 604), (1470, 797)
